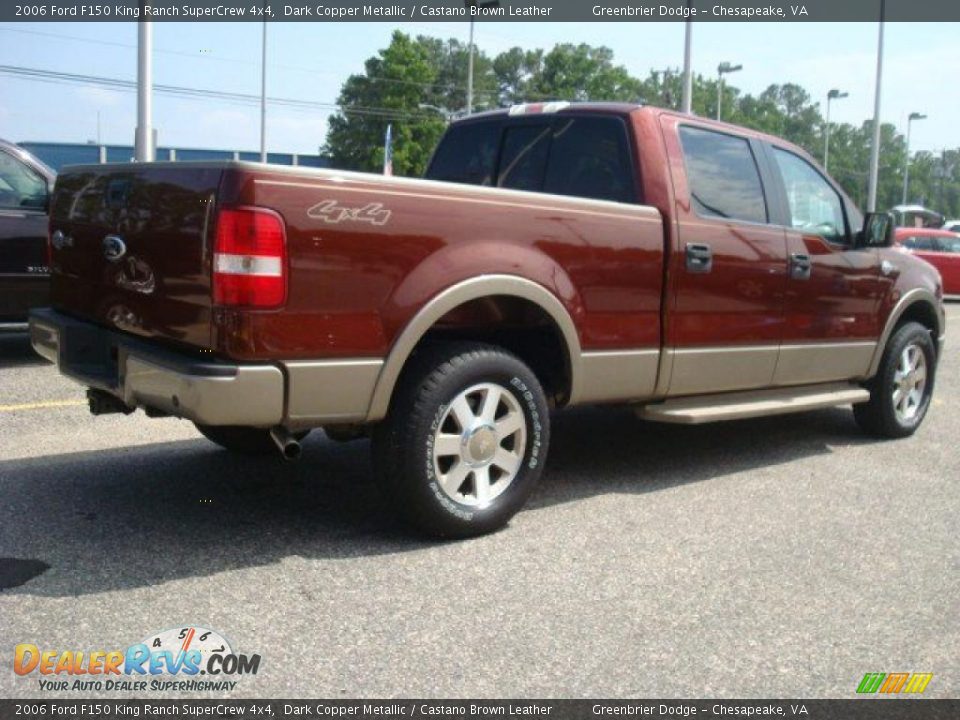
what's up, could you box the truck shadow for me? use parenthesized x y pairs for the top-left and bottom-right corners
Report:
(0, 406), (875, 597)
(0, 333), (47, 369)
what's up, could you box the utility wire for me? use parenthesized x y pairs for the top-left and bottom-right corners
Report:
(0, 26), (505, 100)
(0, 65), (445, 122)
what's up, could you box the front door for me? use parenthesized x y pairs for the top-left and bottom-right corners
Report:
(764, 145), (884, 386)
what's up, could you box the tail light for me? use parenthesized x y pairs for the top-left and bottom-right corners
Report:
(213, 207), (287, 308)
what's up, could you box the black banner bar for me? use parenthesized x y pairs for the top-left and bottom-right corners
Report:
(1, 700), (959, 720)
(4, 0), (960, 23)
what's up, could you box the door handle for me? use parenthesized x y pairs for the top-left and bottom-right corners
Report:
(789, 252), (811, 280)
(685, 243), (712, 274)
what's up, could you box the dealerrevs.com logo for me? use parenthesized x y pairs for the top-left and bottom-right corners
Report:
(14, 626), (261, 693)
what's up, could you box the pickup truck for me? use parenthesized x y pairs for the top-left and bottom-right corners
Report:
(31, 102), (946, 537)
(1, 138), (54, 329)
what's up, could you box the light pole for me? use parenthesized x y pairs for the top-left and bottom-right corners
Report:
(681, 16), (692, 114)
(716, 62), (742, 121)
(902, 112), (927, 204)
(467, 20), (474, 116)
(134, 20), (154, 162)
(867, 0), (886, 212)
(260, 20), (267, 163)
(823, 88), (848, 172)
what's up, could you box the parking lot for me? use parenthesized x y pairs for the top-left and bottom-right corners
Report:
(1, 305), (957, 699)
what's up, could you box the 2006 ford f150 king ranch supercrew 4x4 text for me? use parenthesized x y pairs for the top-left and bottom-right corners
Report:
(31, 103), (946, 537)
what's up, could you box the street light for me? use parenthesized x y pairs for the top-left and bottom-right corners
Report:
(134, 20), (154, 162)
(716, 62), (742, 121)
(823, 88), (848, 172)
(867, 0), (886, 212)
(260, 20), (267, 163)
(680, 11), (692, 114)
(902, 111), (927, 204)
(463, 0), (500, 116)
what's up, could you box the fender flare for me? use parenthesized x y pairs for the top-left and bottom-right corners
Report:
(866, 288), (944, 377)
(364, 275), (583, 422)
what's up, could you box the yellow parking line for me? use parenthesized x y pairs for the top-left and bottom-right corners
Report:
(0, 399), (86, 412)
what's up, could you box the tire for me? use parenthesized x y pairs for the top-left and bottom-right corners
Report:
(854, 321), (937, 438)
(195, 424), (309, 455)
(372, 342), (550, 538)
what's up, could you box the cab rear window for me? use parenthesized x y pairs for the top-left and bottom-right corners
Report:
(426, 122), (500, 186)
(426, 115), (636, 204)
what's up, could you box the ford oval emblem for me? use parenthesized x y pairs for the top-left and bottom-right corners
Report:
(103, 235), (127, 262)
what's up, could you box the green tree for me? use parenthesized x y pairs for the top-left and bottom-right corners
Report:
(532, 43), (642, 102)
(493, 47), (544, 106)
(322, 32), (960, 217)
(323, 31), (446, 176)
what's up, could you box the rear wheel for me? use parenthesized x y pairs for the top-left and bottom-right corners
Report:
(195, 424), (309, 455)
(373, 342), (550, 538)
(854, 321), (936, 438)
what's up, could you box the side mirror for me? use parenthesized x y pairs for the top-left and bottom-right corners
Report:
(858, 212), (894, 248)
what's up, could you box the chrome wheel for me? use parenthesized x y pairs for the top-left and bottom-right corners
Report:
(892, 343), (927, 423)
(432, 382), (527, 508)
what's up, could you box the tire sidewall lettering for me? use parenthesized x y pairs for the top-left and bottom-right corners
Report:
(424, 403), (474, 521)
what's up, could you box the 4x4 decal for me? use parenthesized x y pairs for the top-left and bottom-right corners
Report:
(307, 200), (391, 226)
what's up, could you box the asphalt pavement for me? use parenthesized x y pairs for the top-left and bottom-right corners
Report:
(1, 306), (957, 699)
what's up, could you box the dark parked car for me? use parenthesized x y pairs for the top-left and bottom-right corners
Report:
(0, 139), (54, 329)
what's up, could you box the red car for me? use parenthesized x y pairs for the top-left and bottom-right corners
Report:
(896, 228), (960, 298)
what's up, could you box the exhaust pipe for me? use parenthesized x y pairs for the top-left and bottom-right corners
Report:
(270, 426), (302, 461)
(87, 388), (134, 416)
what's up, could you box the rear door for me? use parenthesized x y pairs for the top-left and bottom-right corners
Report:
(661, 118), (788, 396)
(764, 144), (884, 385)
(0, 148), (50, 321)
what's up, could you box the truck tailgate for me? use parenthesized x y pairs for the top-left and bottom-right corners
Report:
(48, 163), (222, 350)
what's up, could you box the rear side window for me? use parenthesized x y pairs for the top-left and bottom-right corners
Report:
(679, 126), (767, 224)
(941, 237), (960, 253)
(544, 117), (634, 203)
(427, 122), (500, 186)
(498, 125), (551, 192)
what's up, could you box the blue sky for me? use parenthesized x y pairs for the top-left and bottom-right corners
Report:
(0, 20), (956, 156)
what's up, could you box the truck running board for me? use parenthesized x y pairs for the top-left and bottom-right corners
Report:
(636, 382), (870, 425)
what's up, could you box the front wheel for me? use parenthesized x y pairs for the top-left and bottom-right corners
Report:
(373, 342), (550, 538)
(854, 321), (937, 438)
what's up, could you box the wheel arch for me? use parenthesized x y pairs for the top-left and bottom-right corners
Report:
(365, 275), (583, 422)
(867, 288), (944, 377)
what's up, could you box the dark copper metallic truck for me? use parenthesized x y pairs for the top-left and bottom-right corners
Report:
(31, 103), (946, 536)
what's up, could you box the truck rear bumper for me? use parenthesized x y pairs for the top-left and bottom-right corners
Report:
(29, 309), (285, 427)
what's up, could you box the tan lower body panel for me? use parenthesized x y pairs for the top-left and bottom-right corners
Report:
(666, 341), (878, 396)
(637, 382), (870, 424)
(123, 355), (285, 427)
(773, 342), (876, 385)
(283, 358), (384, 427)
(667, 345), (780, 396)
(575, 349), (659, 404)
